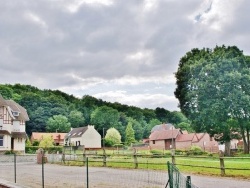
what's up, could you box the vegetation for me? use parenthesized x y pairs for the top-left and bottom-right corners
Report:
(104, 127), (122, 146)
(175, 45), (250, 155)
(0, 83), (191, 145)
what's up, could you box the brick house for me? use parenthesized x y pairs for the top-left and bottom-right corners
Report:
(149, 124), (182, 150)
(149, 123), (219, 152)
(31, 132), (67, 146)
(0, 95), (29, 154)
(176, 133), (219, 152)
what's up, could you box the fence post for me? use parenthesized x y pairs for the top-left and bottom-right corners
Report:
(14, 153), (16, 183)
(133, 148), (138, 169)
(82, 146), (86, 166)
(103, 148), (107, 167)
(86, 157), (89, 188)
(42, 153), (45, 188)
(171, 150), (175, 165)
(186, 176), (191, 188)
(219, 157), (225, 176)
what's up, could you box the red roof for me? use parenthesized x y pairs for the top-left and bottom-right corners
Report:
(176, 133), (195, 142)
(149, 129), (180, 141)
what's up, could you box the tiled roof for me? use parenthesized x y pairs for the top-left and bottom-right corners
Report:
(149, 129), (180, 141)
(11, 132), (27, 138)
(66, 126), (89, 138)
(31, 132), (67, 140)
(151, 123), (175, 132)
(176, 133), (195, 142)
(0, 95), (7, 106)
(6, 100), (29, 121)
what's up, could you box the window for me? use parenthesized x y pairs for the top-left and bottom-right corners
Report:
(0, 136), (3, 146)
(153, 140), (155, 144)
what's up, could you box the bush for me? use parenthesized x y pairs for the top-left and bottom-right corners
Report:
(25, 146), (63, 154)
(187, 146), (204, 155)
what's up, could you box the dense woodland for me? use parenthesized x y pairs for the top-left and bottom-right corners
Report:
(0, 84), (191, 143)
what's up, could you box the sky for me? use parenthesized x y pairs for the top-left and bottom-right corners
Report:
(1, 0), (250, 111)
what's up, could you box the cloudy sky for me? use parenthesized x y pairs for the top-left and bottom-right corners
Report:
(1, 0), (250, 111)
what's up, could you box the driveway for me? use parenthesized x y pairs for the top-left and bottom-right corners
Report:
(0, 162), (249, 188)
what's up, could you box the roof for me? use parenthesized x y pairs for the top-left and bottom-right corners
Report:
(149, 129), (180, 141)
(31, 132), (67, 140)
(0, 95), (8, 106)
(65, 126), (89, 139)
(176, 133), (196, 142)
(151, 123), (175, 133)
(6, 100), (29, 121)
(11, 132), (27, 138)
(0, 130), (11, 135)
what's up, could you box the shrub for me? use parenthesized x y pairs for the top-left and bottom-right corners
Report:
(187, 146), (204, 155)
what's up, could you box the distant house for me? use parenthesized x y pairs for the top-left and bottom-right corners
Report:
(31, 132), (67, 146)
(176, 133), (218, 152)
(149, 124), (182, 150)
(0, 95), (29, 154)
(64, 125), (101, 149)
(149, 123), (219, 152)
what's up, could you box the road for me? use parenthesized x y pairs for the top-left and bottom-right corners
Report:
(0, 162), (249, 188)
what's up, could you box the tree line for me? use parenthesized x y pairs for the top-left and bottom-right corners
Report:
(0, 84), (191, 143)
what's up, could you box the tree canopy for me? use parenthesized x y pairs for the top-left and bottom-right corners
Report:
(175, 45), (250, 154)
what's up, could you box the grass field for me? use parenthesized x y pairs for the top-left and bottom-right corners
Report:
(63, 150), (250, 180)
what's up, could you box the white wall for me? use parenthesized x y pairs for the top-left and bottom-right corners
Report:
(81, 127), (101, 148)
(0, 135), (11, 151)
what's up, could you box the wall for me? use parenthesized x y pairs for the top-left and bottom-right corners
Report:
(81, 128), (101, 148)
(149, 140), (165, 150)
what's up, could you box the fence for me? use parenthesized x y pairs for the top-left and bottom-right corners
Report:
(166, 161), (199, 188)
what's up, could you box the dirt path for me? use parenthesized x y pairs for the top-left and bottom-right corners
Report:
(0, 162), (250, 188)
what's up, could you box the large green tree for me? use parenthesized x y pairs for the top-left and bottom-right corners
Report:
(46, 115), (71, 133)
(125, 122), (136, 146)
(175, 46), (250, 155)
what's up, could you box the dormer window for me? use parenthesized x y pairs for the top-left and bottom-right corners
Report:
(12, 111), (20, 117)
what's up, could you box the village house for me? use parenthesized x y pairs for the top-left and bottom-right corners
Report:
(0, 95), (29, 154)
(149, 123), (219, 152)
(64, 125), (101, 149)
(31, 132), (67, 146)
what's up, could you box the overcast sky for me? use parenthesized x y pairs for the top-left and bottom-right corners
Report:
(1, 0), (250, 111)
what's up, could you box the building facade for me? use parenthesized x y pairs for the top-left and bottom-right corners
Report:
(0, 95), (29, 154)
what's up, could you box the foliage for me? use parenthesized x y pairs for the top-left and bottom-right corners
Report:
(46, 115), (71, 132)
(125, 122), (136, 146)
(187, 146), (204, 155)
(104, 127), (122, 146)
(175, 45), (250, 154)
(25, 138), (32, 147)
(25, 146), (63, 154)
(32, 140), (40, 146)
(0, 83), (190, 144)
(39, 135), (54, 148)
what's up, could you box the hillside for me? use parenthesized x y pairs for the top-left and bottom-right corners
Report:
(0, 84), (191, 142)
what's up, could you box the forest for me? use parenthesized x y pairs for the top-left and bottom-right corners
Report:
(0, 84), (191, 143)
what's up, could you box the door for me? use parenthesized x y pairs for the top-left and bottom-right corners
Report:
(11, 137), (14, 150)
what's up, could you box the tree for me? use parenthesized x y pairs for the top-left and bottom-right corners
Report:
(104, 127), (122, 146)
(125, 122), (135, 146)
(39, 135), (54, 149)
(68, 110), (85, 128)
(175, 46), (250, 155)
(46, 115), (71, 133)
(90, 106), (120, 131)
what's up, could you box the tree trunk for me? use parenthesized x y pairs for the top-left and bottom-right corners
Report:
(247, 128), (250, 154)
(224, 141), (231, 156)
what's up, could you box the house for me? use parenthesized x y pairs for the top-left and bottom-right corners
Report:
(0, 95), (29, 154)
(64, 125), (101, 149)
(31, 132), (67, 146)
(149, 123), (219, 152)
(149, 124), (182, 150)
(176, 133), (219, 152)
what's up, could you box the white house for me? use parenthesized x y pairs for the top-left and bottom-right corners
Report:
(64, 125), (101, 149)
(0, 95), (29, 154)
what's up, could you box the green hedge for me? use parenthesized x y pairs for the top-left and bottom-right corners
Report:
(25, 146), (63, 154)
